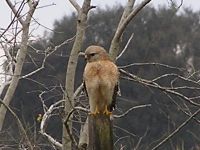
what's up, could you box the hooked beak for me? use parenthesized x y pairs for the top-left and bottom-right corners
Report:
(78, 52), (87, 61)
(84, 54), (88, 61)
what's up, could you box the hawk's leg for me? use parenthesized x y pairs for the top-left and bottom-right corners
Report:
(89, 106), (100, 115)
(103, 105), (112, 116)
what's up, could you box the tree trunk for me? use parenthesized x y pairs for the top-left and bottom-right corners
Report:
(88, 114), (113, 150)
(109, 0), (151, 60)
(63, 0), (92, 149)
(0, 25), (29, 130)
(63, 22), (86, 149)
(0, 0), (38, 131)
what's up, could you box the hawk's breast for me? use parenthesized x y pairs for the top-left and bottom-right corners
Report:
(83, 60), (118, 89)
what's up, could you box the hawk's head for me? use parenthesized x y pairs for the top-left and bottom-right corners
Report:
(84, 45), (110, 62)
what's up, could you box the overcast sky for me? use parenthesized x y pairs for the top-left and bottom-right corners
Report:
(0, 0), (200, 37)
(0, 0), (200, 83)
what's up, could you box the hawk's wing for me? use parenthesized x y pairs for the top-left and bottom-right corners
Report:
(108, 82), (119, 111)
(83, 80), (88, 98)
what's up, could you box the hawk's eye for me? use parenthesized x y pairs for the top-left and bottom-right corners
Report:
(90, 53), (96, 57)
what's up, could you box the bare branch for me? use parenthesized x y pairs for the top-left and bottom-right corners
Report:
(114, 104), (151, 118)
(69, 0), (81, 12)
(40, 100), (64, 149)
(64, 0), (92, 148)
(24, 0), (39, 25)
(109, 0), (151, 60)
(152, 108), (200, 150)
(164, 92), (200, 124)
(135, 128), (148, 149)
(31, 16), (63, 33)
(119, 69), (200, 107)
(40, 97), (88, 149)
(0, 81), (11, 97)
(169, 0), (183, 9)
(64, 107), (89, 125)
(118, 62), (185, 71)
(116, 33), (134, 60)
(73, 83), (84, 99)
(114, 136), (130, 148)
(0, 0), (38, 131)
(22, 36), (75, 79)
(114, 125), (137, 137)
(38, 91), (48, 113)
(64, 106), (89, 148)
(4, 0), (25, 29)
(0, 100), (33, 149)
(116, 0), (151, 41)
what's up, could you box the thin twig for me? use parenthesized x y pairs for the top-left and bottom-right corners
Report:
(40, 100), (64, 149)
(114, 104), (151, 118)
(116, 33), (134, 60)
(1, 0), (25, 37)
(73, 83), (84, 99)
(64, 106), (89, 148)
(164, 92), (200, 124)
(22, 36), (75, 79)
(118, 62), (185, 71)
(120, 69), (200, 107)
(0, 100), (33, 149)
(114, 125), (137, 137)
(152, 108), (200, 150)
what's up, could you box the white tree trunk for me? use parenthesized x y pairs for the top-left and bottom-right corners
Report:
(0, 0), (38, 131)
(63, 0), (92, 149)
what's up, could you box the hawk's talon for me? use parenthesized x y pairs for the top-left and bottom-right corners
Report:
(89, 112), (96, 115)
(103, 105), (112, 116)
(89, 106), (100, 116)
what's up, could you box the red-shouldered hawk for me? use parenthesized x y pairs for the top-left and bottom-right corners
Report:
(83, 45), (119, 115)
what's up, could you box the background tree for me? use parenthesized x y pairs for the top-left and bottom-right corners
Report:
(1, 0), (200, 150)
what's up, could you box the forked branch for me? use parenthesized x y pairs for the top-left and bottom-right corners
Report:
(109, 0), (151, 60)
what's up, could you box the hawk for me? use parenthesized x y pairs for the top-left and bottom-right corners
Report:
(83, 45), (119, 115)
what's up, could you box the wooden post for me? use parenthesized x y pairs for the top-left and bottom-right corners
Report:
(88, 114), (113, 150)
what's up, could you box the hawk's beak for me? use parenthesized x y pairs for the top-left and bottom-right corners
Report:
(79, 52), (85, 57)
(78, 52), (87, 61)
(84, 55), (88, 61)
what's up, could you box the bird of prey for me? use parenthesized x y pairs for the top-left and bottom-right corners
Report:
(83, 45), (119, 115)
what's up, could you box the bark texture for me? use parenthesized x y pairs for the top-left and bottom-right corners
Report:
(0, 0), (38, 131)
(88, 114), (113, 150)
(63, 0), (92, 149)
